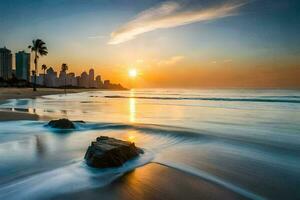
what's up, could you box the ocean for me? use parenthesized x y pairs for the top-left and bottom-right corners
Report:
(0, 89), (299, 200)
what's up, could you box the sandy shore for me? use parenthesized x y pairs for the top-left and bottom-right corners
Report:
(0, 88), (248, 199)
(0, 110), (39, 121)
(54, 163), (243, 200)
(0, 87), (94, 101)
(0, 88), (94, 121)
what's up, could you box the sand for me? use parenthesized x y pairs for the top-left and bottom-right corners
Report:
(0, 87), (94, 101)
(0, 88), (245, 199)
(0, 87), (94, 121)
(54, 163), (244, 200)
(0, 110), (39, 121)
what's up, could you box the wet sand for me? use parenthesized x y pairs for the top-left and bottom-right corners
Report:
(0, 110), (39, 121)
(0, 88), (248, 199)
(54, 163), (244, 200)
(0, 87), (94, 101)
(0, 88), (94, 121)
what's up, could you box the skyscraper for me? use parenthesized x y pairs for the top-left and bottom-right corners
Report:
(16, 51), (31, 81)
(45, 67), (58, 87)
(0, 47), (13, 80)
(79, 71), (89, 88)
(89, 68), (94, 88)
(95, 75), (103, 88)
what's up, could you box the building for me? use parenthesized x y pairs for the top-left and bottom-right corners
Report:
(45, 67), (58, 87)
(15, 51), (30, 81)
(58, 70), (67, 86)
(103, 80), (110, 89)
(95, 75), (103, 88)
(27, 65), (112, 89)
(79, 71), (89, 88)
(0, 47), (13, 80)
(89, 68), (95, 88)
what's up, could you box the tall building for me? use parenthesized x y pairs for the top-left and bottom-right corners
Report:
(79, 71), (89, 88)
(89, 68), (95, 88)
(45, 67), (58, 87)
(58, 70), (67, 86)
(0, 47), (13, 80)
(95, 75), (103, 88)
(67, 73), (77, 86)
(15, 51), (31, 81)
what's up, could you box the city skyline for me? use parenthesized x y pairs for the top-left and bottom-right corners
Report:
(0, 46), (124, 89)
(0, 0), (299, 88)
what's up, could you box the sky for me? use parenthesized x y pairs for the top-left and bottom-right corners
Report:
(0, 0), (299, 88)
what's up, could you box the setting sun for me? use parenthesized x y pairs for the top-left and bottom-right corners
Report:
(129, 69), (137, 78)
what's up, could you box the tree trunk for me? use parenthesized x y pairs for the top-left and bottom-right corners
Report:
(33, 52), (37, 91)
(44, 69), (46, 87)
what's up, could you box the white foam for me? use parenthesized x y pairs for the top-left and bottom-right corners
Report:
(0, 151), (154, 200)
(155, 160), (266, 200)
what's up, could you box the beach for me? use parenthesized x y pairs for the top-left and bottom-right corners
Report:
(0, 88), (299, 200)
(0, 88), (244, 200)
(0, 88), (95, 121)
(55, 163), (244, 200)
(0, 87), (97, 101)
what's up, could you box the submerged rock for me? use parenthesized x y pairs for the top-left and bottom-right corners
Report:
(84, 136), (144, 168)
(48, 118), (75, 129)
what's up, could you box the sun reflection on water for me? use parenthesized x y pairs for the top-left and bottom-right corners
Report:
(128, 135), (136, 143)
(129, 90), (136, 123)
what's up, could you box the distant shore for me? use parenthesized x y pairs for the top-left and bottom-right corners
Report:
(0, 87), (97, 121)
(0, 87), (98, 101)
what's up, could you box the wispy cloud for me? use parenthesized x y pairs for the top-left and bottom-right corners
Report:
(108, 1), (248, 45)
(88, 35), (106, 39)
(157, 56), (185, 66)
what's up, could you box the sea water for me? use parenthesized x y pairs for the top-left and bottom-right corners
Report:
(0, 89), (299, 200)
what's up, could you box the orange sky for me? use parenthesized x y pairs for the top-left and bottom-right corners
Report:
(3, 0), (300, 89)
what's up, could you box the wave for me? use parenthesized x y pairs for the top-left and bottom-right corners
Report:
(105, 95), (300, 103)
(154, 161), (266, 200)
(0, 151), (154, 200)
(73, 122), (300, 154)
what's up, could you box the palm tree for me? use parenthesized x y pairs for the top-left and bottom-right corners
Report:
(28, 39), (48, 91)
(41, 64), (47, 87)
(61, 63), (68, 94)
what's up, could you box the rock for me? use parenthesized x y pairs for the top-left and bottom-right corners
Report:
(48, 118), (75, 129)
(84, 136), (144, 168)
(73, 120), (85, 124)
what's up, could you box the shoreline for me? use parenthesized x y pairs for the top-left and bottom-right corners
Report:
(54, 163), (244, 200)
(0, 87), (103, 101)
(0, 87), (96, 121)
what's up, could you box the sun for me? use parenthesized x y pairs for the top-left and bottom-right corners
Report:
(129, 69), (137, 78)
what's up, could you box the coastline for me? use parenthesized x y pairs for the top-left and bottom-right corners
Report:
(0, 87), (98, 101)
(0, 87), (96, 121)
(54, 163), (244, 200)
(0, 88), (264, 199)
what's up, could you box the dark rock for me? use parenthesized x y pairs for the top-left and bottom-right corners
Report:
(84, 136), (144, 168)
(48, 118), (75, 129)
(73, 120), (85, 124)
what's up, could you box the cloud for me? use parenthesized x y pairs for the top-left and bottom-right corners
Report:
(108, 1), (248, 45)
(157, 56), (185, 66)
(88, 35), (106, 39)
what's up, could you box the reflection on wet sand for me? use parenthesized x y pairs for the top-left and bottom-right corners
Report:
(35, 135), (47, 157)
(55, 164), (243, 200)
(129, 90), (136, 123)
